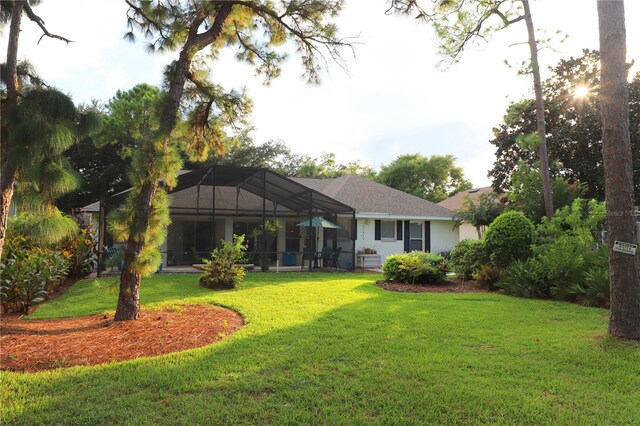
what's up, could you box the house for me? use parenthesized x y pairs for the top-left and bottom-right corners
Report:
(85, 166), (458, 270)
(437, 186), (495, 240)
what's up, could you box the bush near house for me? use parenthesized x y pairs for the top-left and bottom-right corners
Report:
(449, 239), (487, 280)
(497, 199), (610, 307)
(199, 235), (248, 289)
(484, 211), (536, 267)
(382, 251), (447, 284)
(0, 213), (96, 314)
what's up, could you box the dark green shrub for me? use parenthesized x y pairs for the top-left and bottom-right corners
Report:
(484, 211), (536, 267)
(577, 267), (610, 308)
(382, 251), (447, 284)
(473, 265), (504, 290)
(199, 235), (248, 289)
(497, 258), (549, 298)
(449, 239), (486, 280)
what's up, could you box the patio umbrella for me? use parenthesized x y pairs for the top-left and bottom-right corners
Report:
(296, 217), (341, 229)
(296, 217), (341, 257)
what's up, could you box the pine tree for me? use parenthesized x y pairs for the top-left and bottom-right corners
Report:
(597, 0), (640, 340)
(0, 0), (72, 259)
(113, 0), (355, 320)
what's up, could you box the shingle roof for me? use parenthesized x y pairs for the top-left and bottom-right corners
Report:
(437, 186), (495, 211)
(292, 175), (454, 218)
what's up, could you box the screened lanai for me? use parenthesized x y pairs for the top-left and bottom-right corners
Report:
(97, 166), (356, 272)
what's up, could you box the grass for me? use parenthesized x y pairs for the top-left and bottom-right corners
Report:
(2, 272), (639, 425)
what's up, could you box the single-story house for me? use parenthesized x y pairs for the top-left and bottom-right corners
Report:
(84, 166), (458, 271)
(438, 186), (495, 241)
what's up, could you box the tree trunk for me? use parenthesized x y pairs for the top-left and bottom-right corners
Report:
(522, 0), (554, 220)
(0, 1), (25, 261)
(597, 0), (640, 340)
(114, 180), (158, 320)
(114, 3), (233, 321)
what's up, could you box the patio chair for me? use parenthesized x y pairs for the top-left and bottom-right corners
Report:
(329, 247), (342, 269)
(320, 246), (332, 268)
(301, 248), (315, 270)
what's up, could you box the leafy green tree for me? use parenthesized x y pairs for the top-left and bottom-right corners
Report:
(0, 0), (72, 260)
(388, 0), (555, 218)
(506, 161), (585, 224)
(208, 138), (305, 176)
(113, 0), (355, 320)
(377, 154), (471, 203)
(454, 193), (504, 239)
(597, 0), (640, 340)
(9, 87), (101, 234)
(56, 134), (131, 214)
(490, 50), (640, 201)
(296, 153), (377, 179)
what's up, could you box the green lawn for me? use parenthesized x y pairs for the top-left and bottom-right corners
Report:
(2, 272), (639, 425)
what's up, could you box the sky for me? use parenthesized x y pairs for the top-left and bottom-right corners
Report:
(3, 0), (639, 187)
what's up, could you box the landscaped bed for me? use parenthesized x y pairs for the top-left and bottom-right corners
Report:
(377, 278), (486, 293)
(1, 305), (243, 372)
(1, 272), (639, 425)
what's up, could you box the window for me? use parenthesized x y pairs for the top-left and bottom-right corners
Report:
(380, 220), (395, 240)
(409, 221), (423, 251)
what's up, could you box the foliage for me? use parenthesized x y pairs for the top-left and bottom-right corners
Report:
(449, 239), (487, 280)
(209, 138), (304, 176)
(105, 85), (179, 278)
(484, 211), (536, 267)
(357, 247), (377, 255)
(0, 241), (70, 314)
(453, 192), (504, 239)
(199, 235), (248, 289)
(496, 258), (549, 298)
(377, 153), (472, 202)
(498, 239), (609, 307)
(295, 152), (377, 179)
(506, 160), (586, 223)
(489, 50), (640, 201)
(5, 212), (96, 277)
(536, 198), (606, 245)
(473, 264), (505, 291)
(382, 251), (447, 284)
(497, 201), (609, 307)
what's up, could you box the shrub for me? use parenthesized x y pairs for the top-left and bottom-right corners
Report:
(449, 239), (486, 280)
(473, 265), (504, 290)
(1, 246), (70, 313)
(382, 251), (447, 284)
(484, 211), (536, 267)
(199, 235), (248, 290)
(497, 258), (549, 298)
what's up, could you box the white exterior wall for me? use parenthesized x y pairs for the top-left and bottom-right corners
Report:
(430, 220), (459, 254)
(458, 222), (480, 241)
(356, 217), (459, 263)
(355, 218), (404, 262)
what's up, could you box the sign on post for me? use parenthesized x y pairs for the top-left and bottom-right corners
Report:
(613, 241), (638, 256)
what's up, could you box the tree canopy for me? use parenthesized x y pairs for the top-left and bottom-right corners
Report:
(377, 154), (471, 203)
(489, 49), (640, 201)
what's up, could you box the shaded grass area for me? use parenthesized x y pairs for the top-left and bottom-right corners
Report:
(2, 272), (639, 425)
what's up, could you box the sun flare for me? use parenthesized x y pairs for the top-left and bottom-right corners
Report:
(573, 86), (590, 99)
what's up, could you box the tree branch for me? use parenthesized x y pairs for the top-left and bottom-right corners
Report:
(23, 3), (73, 44)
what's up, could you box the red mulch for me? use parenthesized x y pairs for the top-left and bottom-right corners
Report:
(377, 279), (487, 293)
(0, 305), (243, 372)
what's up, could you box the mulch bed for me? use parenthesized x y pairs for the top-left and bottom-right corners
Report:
(0, 305), (243, 373)
(377, 279), (487, 293)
